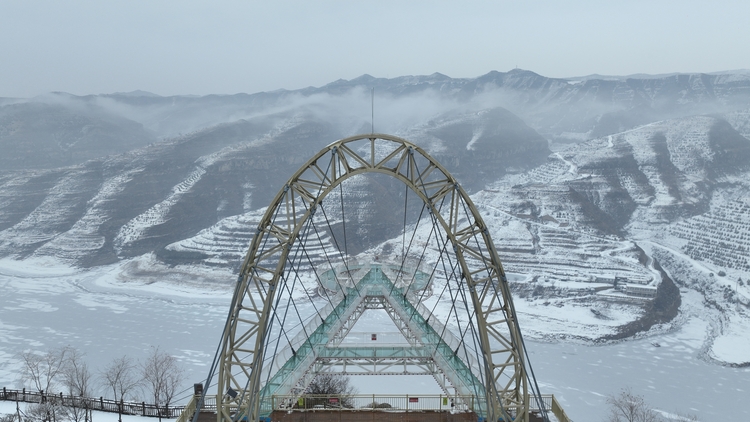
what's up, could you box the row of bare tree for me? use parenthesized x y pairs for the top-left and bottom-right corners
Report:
(606, 388), (700, 422)
(12, 345), (184, 422)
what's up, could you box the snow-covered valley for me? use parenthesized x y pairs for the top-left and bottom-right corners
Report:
(0, 255), (748, 422)
(2, 69), (750, 421)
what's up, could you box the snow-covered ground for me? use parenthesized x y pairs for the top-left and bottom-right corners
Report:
(1, 256), (749, 421)
(0, 256), (232, 404)
(530, 309), (750, 421)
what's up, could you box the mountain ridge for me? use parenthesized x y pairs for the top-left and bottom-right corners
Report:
(1, 69), (749, 351)
(4, 68), (749, 142)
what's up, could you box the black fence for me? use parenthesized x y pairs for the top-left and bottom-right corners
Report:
(1, 387), (186, 418)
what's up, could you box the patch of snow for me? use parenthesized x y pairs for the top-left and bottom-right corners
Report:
(554, 152), (577, 175)
(465, 128), (483, 151)
(114, 167), (207, 252)
(35, 168), (143, 261)
(709, 312), (750, 365)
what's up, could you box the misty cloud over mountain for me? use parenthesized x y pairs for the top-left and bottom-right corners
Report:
(0, 68), (749, 272)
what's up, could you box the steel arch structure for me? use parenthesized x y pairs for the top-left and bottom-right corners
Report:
(215, 134), (533, 422)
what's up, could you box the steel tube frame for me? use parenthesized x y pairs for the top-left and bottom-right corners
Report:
(215, 134), (530, 422)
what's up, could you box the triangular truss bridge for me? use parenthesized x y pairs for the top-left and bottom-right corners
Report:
(257, 263), (487, 417)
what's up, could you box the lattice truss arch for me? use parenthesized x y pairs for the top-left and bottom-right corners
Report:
(216, 134), (531, 422)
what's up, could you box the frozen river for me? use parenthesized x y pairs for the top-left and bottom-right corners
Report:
(527, 322), (750, 420)
(0, 258), (748, 421)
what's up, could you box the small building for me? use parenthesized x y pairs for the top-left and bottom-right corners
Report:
(625, 284), (657, 298)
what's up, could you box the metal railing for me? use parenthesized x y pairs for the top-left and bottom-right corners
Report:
(175, 393), (571, 422)
(266, 394), (475, 413)
(529, 395), (571, 422)
(176, 395), (218, 422)
(0, 387), (186, 418)
(550, 394), (572, 422)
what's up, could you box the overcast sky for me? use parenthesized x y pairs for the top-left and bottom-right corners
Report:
(2, 0), (748, 98)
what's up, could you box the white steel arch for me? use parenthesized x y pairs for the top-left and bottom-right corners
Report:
(215, 134), (532, 422)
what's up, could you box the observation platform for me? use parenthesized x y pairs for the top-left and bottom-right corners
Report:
(317, 260), (432, 292)
(180, 393), (566, 422)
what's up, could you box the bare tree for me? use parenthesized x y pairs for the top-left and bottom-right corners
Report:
(61, 399), (89, 422)
(21, 402), (64, 422)
(606, 388), (662, 422)
(17, 346), (78, 422)
(101, 355), (141, 422)
(141, 347), (184, 421)
(62, 348), (92, 422)
(18, 346), (72, 393)
(304, 373), (357, 408)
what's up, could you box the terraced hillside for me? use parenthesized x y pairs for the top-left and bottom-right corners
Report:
(1, 70), (750, 347)
(0, 105), (550, 268)
(670, 197), (750, 271)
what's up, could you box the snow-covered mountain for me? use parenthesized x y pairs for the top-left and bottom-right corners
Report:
(4, 69), (750, 144)
(471, 115), (750, 360)
(1, 70), (750, 365)
(0, 103), (550, 266)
